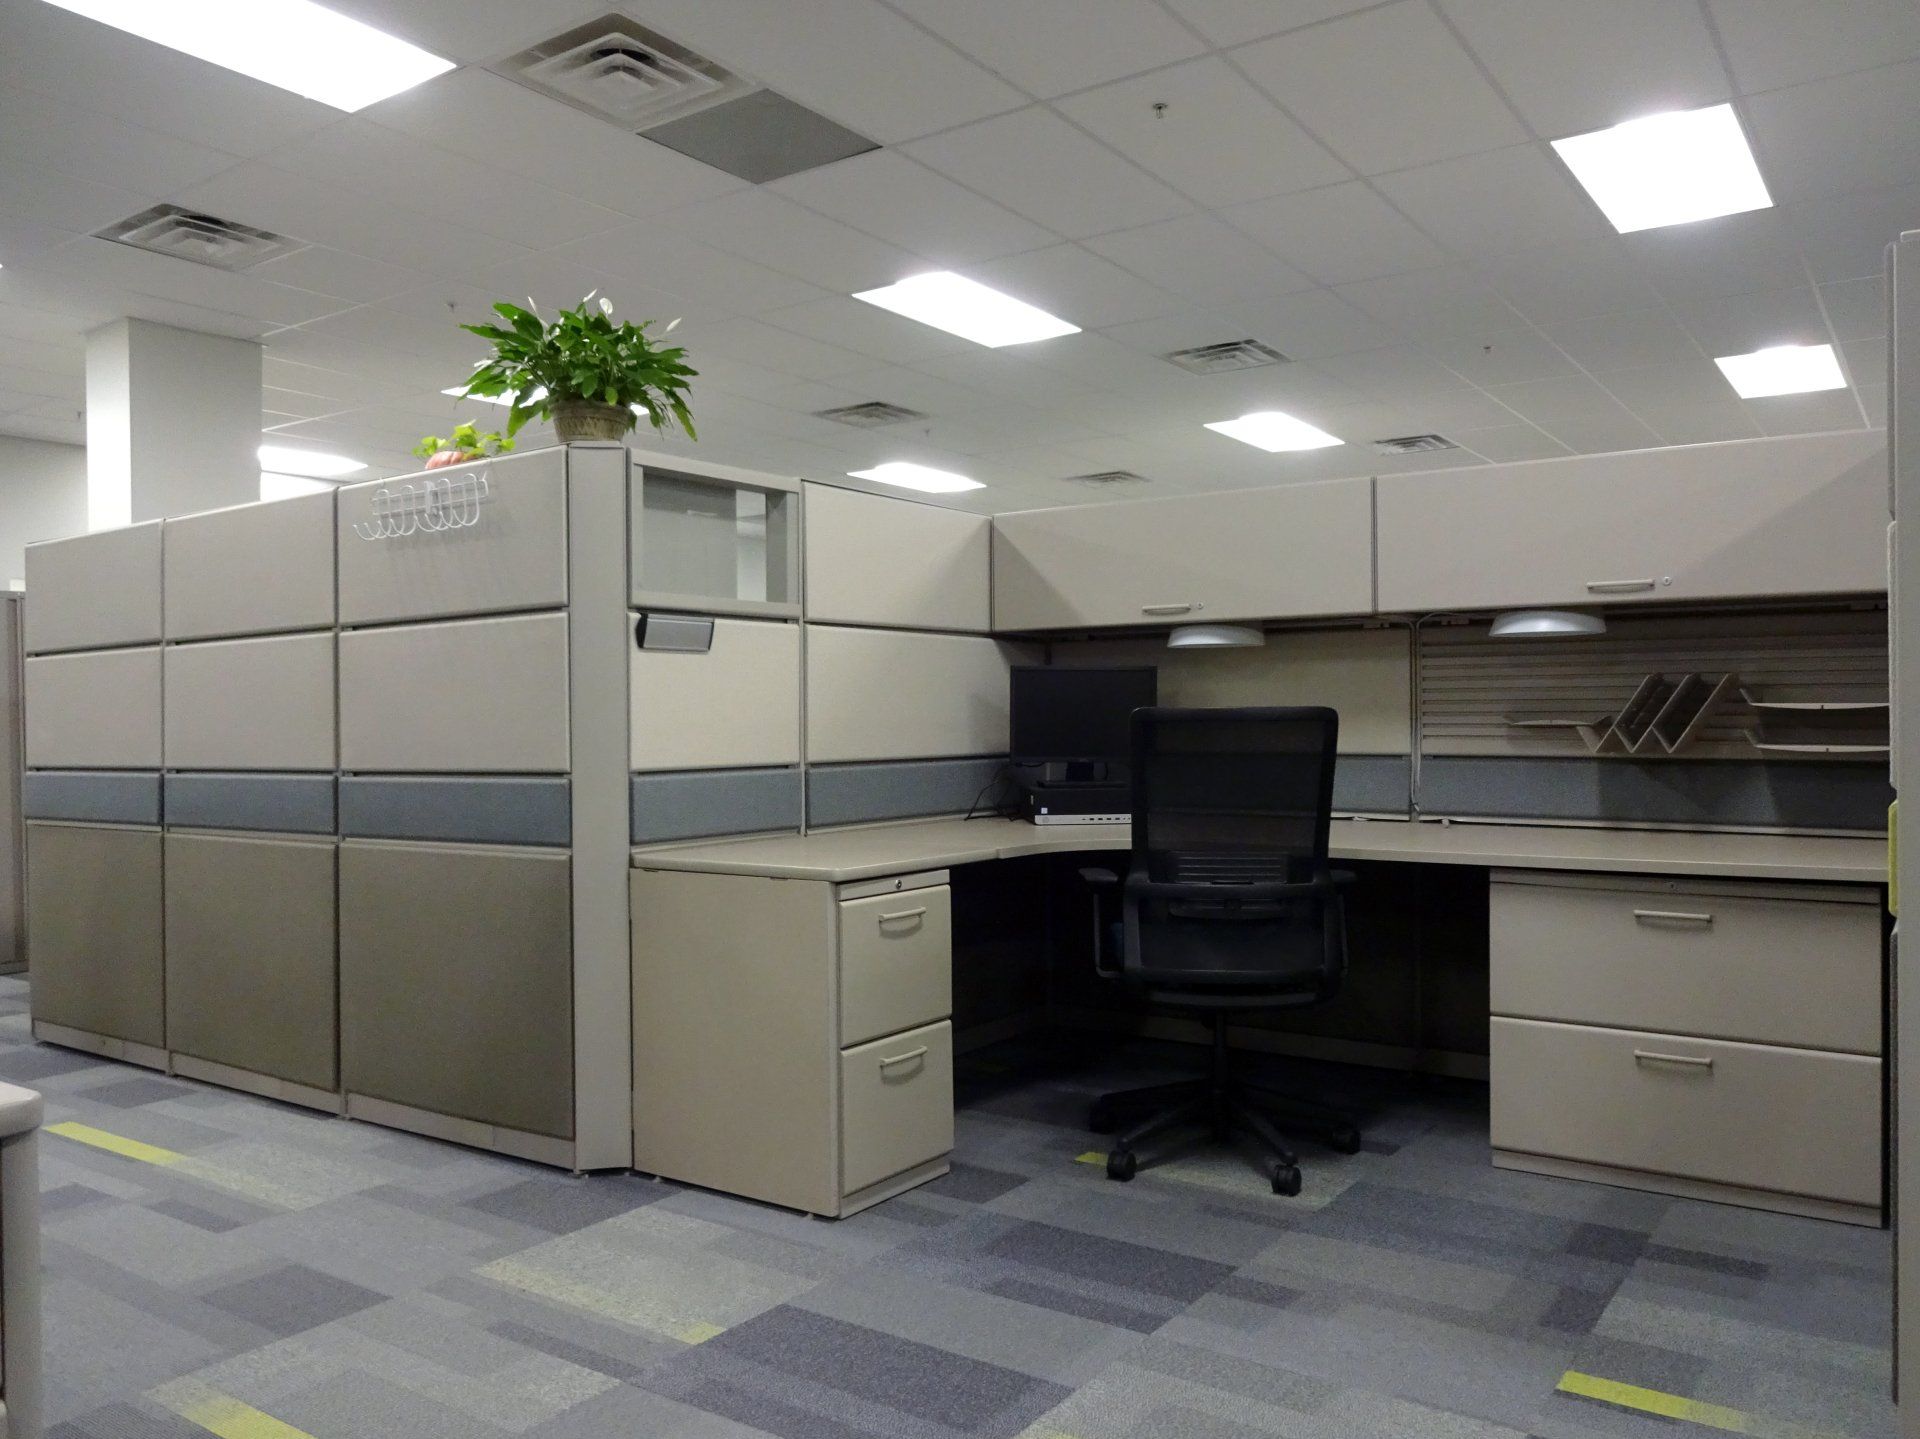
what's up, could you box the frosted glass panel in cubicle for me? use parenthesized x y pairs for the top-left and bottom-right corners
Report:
(164, 633), (336, 771)
(24, 647), (161, 769)
(165, 491), (335, 640)
(23, 521), (162, 655)
(632, 465), (798, 618)
(631, 617), (799, 771)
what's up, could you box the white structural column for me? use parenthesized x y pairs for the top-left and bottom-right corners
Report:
(84, 319), (260, 528)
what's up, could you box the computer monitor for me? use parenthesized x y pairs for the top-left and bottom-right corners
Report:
(1009, 666), (1158, 772)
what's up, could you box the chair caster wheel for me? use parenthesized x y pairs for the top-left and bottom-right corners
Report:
(1106, 1149), (1138, 1182)
(1331, 1125), (1362, 1156)
(1271, 1163), (1302, 1197)
(1088, 1098), (1121, 1134)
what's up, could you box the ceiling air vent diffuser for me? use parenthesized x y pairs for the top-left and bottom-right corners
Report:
(499, 17), (753, 130)
(1065, 470), (1150, 487)
(1163, 339), (1288, 375)
(814, 401), (928, 428)
(95, 205), (305, 272)
(1372, 433), (1458, 455)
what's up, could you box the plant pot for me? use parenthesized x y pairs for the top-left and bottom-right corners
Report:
(424, 449), (481, 469)
(551, 400), (632, 444)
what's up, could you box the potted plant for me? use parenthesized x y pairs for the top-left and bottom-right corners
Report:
(412, 422), (513, 469)
(455, 292), (697, 445)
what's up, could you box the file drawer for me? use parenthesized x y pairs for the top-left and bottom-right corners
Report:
(1491, 1017), (1880, 1206)
(1491, 875), (1880, 1053)
(840, 1020), (953, 1195)
(838, 886), (951, 1047)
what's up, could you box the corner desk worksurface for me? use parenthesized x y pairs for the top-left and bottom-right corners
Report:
(628, 816), (1888, 1224)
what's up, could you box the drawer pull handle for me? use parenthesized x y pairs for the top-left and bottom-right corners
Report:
(878, 1046), (929, 1069)
(1632, 908), (1714, 926)
(877, 907), (927, 925)
(1586, 578), (1656, 593)
(1634, 1049), (1714, 1070)
(1142, 603), (1194, 615)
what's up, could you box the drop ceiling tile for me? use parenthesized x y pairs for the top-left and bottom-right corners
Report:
(682, 316), (875, 379)
(1593, 360), (1739, 414)
(1335, 265), (1531, 340)
(1746, 389), (1867, 437)
(1315, 345), (1475, 400)
(249, 247), (429, 305)
(1084, 214), (1316, 308)
(0, 159), (150, 237)
(1842, 335), (1888, 390)
(1223, 182), (1451, 285)
(1746, 61), (1920, 205)
(1706, 0), (1920, 93)
(971, 244), (1188, 329)
(1781, 183), (1920, 283)
(757, 295), (972, 366)
(321, 0), (583, 63)
(600, 0), (1026, 143)
(284, 305), (476, 367)
(1623, 209), (1809, 303)
(1022, 331), (1197, 395)
(31, 241), (351, 331)
(1437, 0), (1726, 138)
(1450, 424), (1572, 462)
(661, 190), (919, 294)
(548, 225), (827, 314)
(1056, 58), (1349, 208)
(831, 363), (997, 417)
(1375, 144), (1608, 258)
(0, 93), (241, 197)
(262, 357), (392, 405)
(1098, 308), (1268, 357)
(1478, 237), (1664, 325)
(905, 106), (1192, 239)
(1818, 277), (1888, 342)
(1487, 373), (1647, 427)
(1544, 412), (1664, 454)
(914, 347), (1105, 407)
(1635, 401), (1763, 446)
(1224, 288), (1399, 359)
(1159, 0), (1383, 47)
(1374, 384), (1524, 432)
(1856, 386), (1889, 431)
(772, 151), (1054, 267)
(883, 0), (1204, 97)
(1233, 2), (1528, 176)
(1422, 330), (1578, 387)
(0, 363), (81, 404)
(0, 411), (83, 446)
(1672, 284), (1829, 355)
(0, 221), (81, 271)
(1544, 308), (1702, 374)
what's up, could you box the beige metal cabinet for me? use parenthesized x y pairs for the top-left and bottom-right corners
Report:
(336, 448), (567, 625)
(1491, 1016), (1881, 1209)
(839, 1020), (954, 1195)
(803, 483), (991, 632)
(24, 647), (161, 769)
(1491, 875), (1881, 1054)
(26, 822), (163, 1050)
(164, 633), (336, 771)
(838, 887), (953, 1046)
(630, 617), (799, 771)
(164, 491), (335, 640)
(806, 627), (1033, 762)
(339, 612), (569, 773)
(991, 478), (1375, 631)
(165, 833), (337, 1091)
(1377, 429), (1886, 613)
(23, 521), (162, 655)
(341, 841), (574, 1139)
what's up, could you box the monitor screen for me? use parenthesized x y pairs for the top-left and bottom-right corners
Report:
(1009, 666), (1158, 763)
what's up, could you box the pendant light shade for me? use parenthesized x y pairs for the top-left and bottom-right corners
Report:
(1488, 609), (1608, 638)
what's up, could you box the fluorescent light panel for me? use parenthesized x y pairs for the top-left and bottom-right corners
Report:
(1551, 103), (1772, 234)
(853, 272), (1079, 348)
(1714, 342), (1847, 399)
(1204, 411), (1343, 452)
(848, 461), (983, 494)
(260, 471), (335, 501)
(257, 443), (364, 477)
(40, 0), (454, 112)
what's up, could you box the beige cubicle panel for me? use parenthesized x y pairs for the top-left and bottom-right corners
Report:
(26, 822), (164, 1053)
(340, 841), (574, 1142)
(23, 521), (162, 655)
(802, 483), (991, 632)
(1377, 429), (1887, 613)
(335, 448), (568, 625)
(24, 647), (161, 769)
(339, 612), (570, 773)
(631, 616), (799, 771)
(806, 626), (1033, 764)
(164, 833), (337, 1094)
(992, 478), (1375, 631)
(164, 633), (336, 770)
(164, 491), (335, 640)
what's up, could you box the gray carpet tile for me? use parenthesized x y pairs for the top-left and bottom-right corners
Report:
(4, 977), (1895, 1439)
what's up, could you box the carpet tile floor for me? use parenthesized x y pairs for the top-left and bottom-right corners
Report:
(0, 977), (1892, 1439)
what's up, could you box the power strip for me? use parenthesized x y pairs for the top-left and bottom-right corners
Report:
(1032, 812), (1130, 826)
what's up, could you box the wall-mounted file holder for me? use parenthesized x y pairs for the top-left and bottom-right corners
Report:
(1738, 686), (1891, 755)
(352, 471), (490, 541)
(1505, 672), (1736, 756)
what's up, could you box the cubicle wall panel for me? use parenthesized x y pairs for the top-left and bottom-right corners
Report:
(336, 448), (568, 625)
(630, 768), (802, 843)
(631, 617), (799, 771)
(803, 483), (991, 632)
(164, 633), (335, 771)
(340, 842), (573, 1139)
(24, 647), (161, 769)
(164, 773), (335, 834)
(23, 771), (162, 826)
(806, 757), (1008, 827)
(339, 776), (570, 845)
(26, 822), (164, 1048)
(23, 522), (162, 654)
(164, 492), (335, 640)
(165, 833), (337, 1090)
(339, 613), (569, 773)
(806, 627), (1035, 763)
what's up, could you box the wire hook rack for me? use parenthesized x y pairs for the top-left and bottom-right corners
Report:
(352, 468), (490, 541)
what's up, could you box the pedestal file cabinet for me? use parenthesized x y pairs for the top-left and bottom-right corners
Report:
(340, 842), (574, 1153)
(26, 822), (164, 1062)
(164, 833), (338, 1099)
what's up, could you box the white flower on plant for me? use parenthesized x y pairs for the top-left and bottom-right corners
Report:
(664, 317), (682, 333)
(599, 297), (614, 316)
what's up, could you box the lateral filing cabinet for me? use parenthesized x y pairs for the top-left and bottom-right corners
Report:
(630, 865), (955, 1216)
(1489, 872), (1884, 1223)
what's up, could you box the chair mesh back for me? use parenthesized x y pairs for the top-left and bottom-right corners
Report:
(1131, 707), (1338, 885)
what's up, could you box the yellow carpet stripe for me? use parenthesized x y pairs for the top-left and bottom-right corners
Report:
(1074, 1151), (1104, 1165)
(1556, 1371), (1847, 1439)
(47, 1121), (184, 1167)
(152, 1380), (315, 1439)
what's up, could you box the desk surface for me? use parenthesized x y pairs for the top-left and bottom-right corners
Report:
(632, 816), (1887, 886)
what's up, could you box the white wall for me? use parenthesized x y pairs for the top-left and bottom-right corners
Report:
(0, 436), (87, 586)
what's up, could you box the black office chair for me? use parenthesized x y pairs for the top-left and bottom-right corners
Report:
(1080, 706), (1360, 1196)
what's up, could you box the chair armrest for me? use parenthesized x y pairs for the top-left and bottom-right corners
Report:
(1079, 866), (1120, 888)
(1080, 867), (1122, 979)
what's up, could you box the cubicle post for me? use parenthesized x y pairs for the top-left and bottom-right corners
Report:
(0, 1083), (43, 1439)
